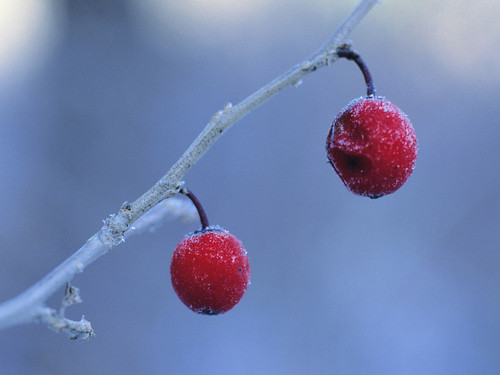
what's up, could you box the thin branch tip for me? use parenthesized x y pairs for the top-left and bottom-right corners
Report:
(38, 307), (95, 340)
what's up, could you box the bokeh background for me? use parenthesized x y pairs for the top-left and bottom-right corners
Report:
(1, 0), (499, 374)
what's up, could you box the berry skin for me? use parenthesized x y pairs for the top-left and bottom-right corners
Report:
(326, 96), (417, 198)
(170, 227), (250, 315)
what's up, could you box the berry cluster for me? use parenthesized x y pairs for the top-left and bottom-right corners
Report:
(170, 48), (418, 316)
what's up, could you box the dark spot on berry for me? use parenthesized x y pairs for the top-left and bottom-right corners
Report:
(346, 155), (361, 171)
(331, 149), (373, 175)
(200, 308), (219, 315)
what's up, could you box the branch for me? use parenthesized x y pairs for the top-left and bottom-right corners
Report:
(0, 198), (197, 332)
(0, 0), (380, 336)
(38, 307), (95, 340)
(37, 284), (95, 340)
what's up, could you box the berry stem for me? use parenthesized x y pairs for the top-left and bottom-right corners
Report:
(180, 188), (210, 230)
(336, 49), (376, 97)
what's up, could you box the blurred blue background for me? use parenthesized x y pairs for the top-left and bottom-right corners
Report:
(1, 0), (499, 374)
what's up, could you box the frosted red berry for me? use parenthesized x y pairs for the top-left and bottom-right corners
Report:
(326, 96), (417, 198)
(171, 227), (250, 315)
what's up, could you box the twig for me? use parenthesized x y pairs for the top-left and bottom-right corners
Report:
(38, 307), (95, 340)
(39, 283), (95, 339)
(0, 0), (380, 336)
(0, 197), (196, 332)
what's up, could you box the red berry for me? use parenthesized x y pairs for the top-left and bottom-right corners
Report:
(170, 227), (250, 315)
(326, 96), (418, 198)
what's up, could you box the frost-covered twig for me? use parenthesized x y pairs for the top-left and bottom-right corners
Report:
(0, 198), (196, 333)
(103, 0), (380, 241)
(38, 307), (95, 340)
(37, 283), (95, 340)
(128, 195), (198, 235)
(0, 0), (379, 337)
